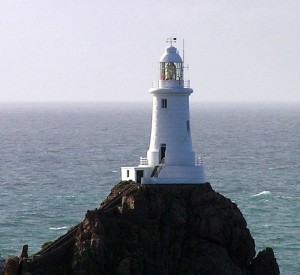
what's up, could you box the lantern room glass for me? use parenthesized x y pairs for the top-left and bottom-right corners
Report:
(160, 62), (183, 81)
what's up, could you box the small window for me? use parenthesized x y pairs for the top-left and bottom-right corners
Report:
(187, 120), (190, 131)
(127, 170), (130, 178)
(161, 99), (168, 108)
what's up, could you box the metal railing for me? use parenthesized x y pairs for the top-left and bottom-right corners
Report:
(196, 156), (203, 166)
(152, 80), (190, 88)
(139, 157), (148, 165)
(140, 156), (203, 166)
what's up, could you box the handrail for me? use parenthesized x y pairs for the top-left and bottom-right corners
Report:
(139, 157), (148, 165)
(154, 158), (165, 177)
(101, 184), (137, 210)
(152, 80), (190, 88)
(154, 165), (163, 177)
(22, 183), (139, 274)
(196, 156), (203, 166)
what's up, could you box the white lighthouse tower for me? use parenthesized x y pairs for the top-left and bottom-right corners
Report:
(121, 39), (205, 184)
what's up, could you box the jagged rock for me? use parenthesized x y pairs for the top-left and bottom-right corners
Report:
(16, 182), (279, 274)
(251, 247), (280, 275)
(19, 245), (28, 259)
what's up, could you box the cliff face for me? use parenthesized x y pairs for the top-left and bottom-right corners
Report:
(4, 182), (280, 275)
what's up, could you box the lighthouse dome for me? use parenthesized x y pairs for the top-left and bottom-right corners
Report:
(159, 46), (182, 63)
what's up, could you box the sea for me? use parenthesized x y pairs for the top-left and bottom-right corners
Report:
(0, 102), (299, 274)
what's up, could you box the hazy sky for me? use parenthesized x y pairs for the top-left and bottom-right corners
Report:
(1, 0), (300, 103)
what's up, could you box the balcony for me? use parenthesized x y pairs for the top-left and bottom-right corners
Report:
(152, 80), (190, 89)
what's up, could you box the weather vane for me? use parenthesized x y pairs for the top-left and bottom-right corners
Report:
(166, 37), (177, 46)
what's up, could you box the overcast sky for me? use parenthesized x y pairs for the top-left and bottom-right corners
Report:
(1, 1), (299, 103)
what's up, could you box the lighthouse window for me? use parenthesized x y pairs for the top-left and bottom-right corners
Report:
(187, 120), (190, 131)
(165, 62), (176, 80)
(161, 99), (168, 108)
(127, 170), (130, 178)
(160, 62), (183, 81)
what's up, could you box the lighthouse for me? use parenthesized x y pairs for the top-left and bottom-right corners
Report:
(121, 39), (205, 184)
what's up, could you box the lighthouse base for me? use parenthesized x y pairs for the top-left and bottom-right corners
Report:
(121, 165), (205, 184)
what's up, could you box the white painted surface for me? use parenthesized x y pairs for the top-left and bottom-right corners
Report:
(121, 44), (205, 184)
(159, 46), (182, 63)
(147, 88), (194, 166)
(142, 165), (205, 184)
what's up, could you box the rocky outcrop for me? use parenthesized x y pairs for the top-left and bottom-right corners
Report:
(4, 181), (280, 275)
(251, 248), (280, 274)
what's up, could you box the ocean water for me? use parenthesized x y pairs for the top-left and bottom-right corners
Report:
(0, 102), (299, 274)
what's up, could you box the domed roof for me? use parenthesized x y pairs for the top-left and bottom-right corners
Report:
(159, 46), (182, 63)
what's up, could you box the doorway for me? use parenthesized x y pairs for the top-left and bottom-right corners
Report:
(136, 170), (144, 184)
(160, 144), (166, 163)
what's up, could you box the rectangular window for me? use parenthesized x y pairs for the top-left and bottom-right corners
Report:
(187, 120), (190, 131)
(161, 99), (168, 108)
(127, 170), (130, 178)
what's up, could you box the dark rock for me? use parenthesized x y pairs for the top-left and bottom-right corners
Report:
(3, 257), (19, 275)
(19, 245), (28, 259)
(14, 181), (279, 274)
(251, 247), (280, 275)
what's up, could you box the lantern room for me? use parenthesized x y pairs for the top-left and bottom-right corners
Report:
(159, 46), (183, 81)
